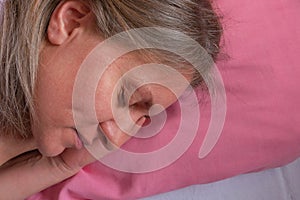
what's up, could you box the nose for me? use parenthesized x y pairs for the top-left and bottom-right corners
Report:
(100, 115), (146, 147)
(99, 95), (151, 147)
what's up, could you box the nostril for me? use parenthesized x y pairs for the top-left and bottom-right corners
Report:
(142, 116), (151, 127)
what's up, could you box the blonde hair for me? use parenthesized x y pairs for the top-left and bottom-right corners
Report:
(0, 0), (222, 138)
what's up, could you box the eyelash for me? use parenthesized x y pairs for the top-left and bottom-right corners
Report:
(118, 86), (127, 107)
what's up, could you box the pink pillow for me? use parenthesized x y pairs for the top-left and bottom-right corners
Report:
(28, 0), (300, 199)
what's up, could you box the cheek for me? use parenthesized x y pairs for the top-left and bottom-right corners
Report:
(152, 86), (179, 109)
(36, 49), (81, 119)
(94, 92), (113, 123)
(36, 77), (74, 109)
(34, 67), (78, 127)
(93, 67), (122, 122)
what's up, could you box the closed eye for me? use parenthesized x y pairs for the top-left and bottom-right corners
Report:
(117, 79), (153, 109)
(117, 85), (127, 107)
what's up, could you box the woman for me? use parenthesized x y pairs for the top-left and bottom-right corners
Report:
(0, 0), (222, 198)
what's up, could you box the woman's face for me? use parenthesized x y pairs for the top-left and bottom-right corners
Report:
(32, 1), (192, 157)
(33, 31), (192, 157)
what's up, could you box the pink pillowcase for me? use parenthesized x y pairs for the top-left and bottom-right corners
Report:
(28, 0), (300, 199)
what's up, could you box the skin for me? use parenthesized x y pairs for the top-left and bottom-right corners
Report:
(34, 2), (184, 157)
(0, 0), (192, 199)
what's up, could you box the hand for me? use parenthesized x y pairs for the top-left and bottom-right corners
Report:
(0, 122), (131, 200)
(0, 147), (96, 200)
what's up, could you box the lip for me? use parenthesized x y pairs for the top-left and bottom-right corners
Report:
(73, 128), (83, 150)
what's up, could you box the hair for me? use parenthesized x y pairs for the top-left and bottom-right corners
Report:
(0, 0), (222, 138)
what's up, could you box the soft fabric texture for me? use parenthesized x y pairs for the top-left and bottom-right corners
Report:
(143, 158), (300, 200)
(28, 0), (300, 199)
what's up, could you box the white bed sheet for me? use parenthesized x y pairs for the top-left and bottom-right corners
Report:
(142, 158), (300, 200)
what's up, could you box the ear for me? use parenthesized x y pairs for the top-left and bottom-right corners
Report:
(47, 0), (91, 45)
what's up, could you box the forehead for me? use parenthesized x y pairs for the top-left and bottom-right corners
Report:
(111, 51), (146, 73)
(107, 53), (192, 103)
(108, 50), (194, 81)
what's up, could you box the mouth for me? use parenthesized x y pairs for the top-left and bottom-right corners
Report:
(72, 128), (83, 150)
(72, 117), (146, 157)
(72, 123), (119, 160)
(72, 124), (115, 152)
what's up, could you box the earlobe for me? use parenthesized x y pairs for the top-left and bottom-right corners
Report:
(47, 1), (91, 45)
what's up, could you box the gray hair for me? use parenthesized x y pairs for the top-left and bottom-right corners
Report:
(0, 0), (222, 138)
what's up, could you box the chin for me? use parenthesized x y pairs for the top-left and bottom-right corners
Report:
(37, 143), (65, 157)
